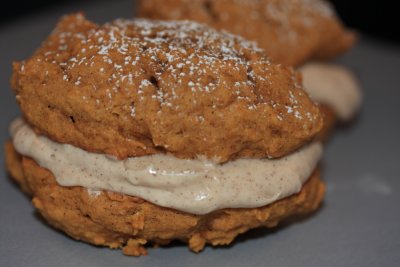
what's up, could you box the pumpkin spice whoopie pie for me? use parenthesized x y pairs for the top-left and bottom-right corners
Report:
(7, 14), (325, 256)
(137, 0), (362, 139)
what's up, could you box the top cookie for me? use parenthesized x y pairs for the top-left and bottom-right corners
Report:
(12, 14), (322, 162)
(137, 0), (355, 66)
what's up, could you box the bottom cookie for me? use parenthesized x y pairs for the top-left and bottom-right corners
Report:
(5, 142), (325, 256)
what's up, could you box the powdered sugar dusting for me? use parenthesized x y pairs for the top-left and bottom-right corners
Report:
(235, 0), (334, 41)
(35, 15), (317, 125)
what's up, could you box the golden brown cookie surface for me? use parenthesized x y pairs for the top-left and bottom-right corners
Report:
(12, 14), (322, 162)
(137, 0), (355, 67)
(5, 141), (325, 256)
(317, 104), (337, 141)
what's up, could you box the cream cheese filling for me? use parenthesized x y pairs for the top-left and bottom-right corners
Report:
(11, 118), (322, 215)
(299, 62), (362, 120)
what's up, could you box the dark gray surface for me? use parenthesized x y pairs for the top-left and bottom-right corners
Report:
(1, 1), (400, 266)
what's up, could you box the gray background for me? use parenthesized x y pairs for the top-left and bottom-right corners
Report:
(1, 1), (400, 266)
